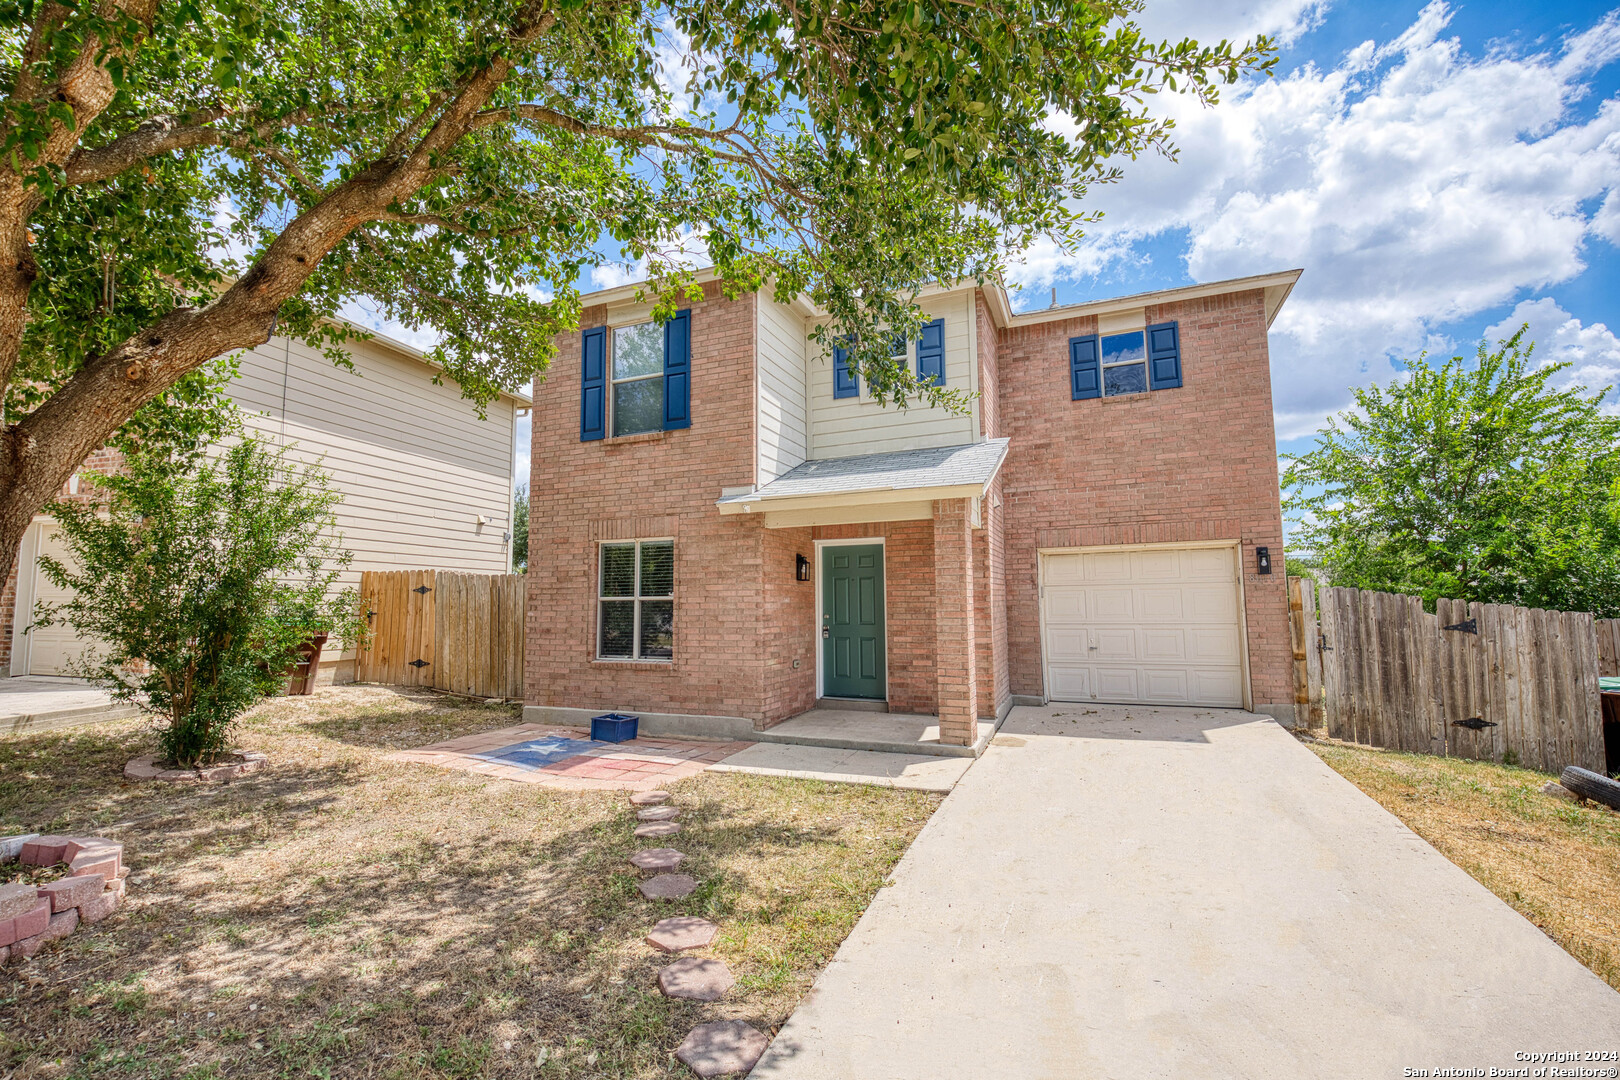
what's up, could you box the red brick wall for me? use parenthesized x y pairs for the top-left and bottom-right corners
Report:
(525, 284), (799, 724)
(976, 291), (1001, 440)
(995, 288), (1291, 712)
(0, 447), (125, 672)
(760, 525), (817, 722)
(932, 497), (978, 744)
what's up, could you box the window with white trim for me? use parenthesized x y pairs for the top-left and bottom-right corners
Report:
(1100, 330), (1147, 397)
(611, 322), (665, 436)
(598, 539), (674, 660)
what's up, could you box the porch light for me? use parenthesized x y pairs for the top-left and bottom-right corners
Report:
(796, 554), (811, 582)
(1256, 546), (1272, 575)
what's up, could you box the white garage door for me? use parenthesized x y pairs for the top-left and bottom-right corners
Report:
(12, 523), (94, 676)
(1041, 545), (1245, 707)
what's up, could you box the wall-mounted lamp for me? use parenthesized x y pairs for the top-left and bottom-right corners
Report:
(796, 554), (811, 582)
(1256, 546), (1272, 575)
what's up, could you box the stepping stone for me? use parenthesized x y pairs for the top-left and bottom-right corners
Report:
(638, 873), (697, 900)
(634, 821), (681, 839)
(675, 1020), (769, 1077)
(636, 805), (680, 822)
(628, 847), (685, 872)
(658, 957), (735, 1002)
(646, 915), (718, 953)
(629, 790), (670, 806)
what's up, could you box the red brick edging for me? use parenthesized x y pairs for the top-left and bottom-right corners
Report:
(2, 835), (128, 963)
(124, 752), (267, 782)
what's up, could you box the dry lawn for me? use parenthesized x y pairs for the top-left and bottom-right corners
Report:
(0, 686), (941, 1079)
(1308, 737), (1620, 990)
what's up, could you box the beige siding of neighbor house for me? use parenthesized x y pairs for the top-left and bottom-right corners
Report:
(756, 295), (809, 484)
(230, 335), (518, 584)
(807, 288), (979, 459)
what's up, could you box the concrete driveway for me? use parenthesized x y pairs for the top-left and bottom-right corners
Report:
(751, 705), (1620, 1079)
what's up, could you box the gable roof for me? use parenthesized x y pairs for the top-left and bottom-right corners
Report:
(573, 269), (1303, 332)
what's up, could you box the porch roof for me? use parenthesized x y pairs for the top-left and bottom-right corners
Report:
(716, 439), (1009, 527)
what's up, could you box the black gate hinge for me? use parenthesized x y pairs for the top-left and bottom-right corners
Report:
(413, 585), (433, 595)
(408, 658), (430, 668)
(1442, 618), (1478, 634)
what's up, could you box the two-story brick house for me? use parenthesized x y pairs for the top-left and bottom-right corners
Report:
(524, 269), (1301, 746)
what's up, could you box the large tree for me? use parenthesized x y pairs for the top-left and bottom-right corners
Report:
(0, 0), (1270, 585)
(1282, 331), (1620, 616)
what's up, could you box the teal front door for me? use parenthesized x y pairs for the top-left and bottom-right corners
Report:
(822, 544), (886, 700)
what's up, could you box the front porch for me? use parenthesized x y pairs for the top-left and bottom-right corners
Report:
(753, 705), (998, 759)
(720, 439), (1012, 747)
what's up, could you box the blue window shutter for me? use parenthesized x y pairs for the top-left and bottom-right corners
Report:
(580, 326), (606, 440)
(1070, 335), (1101, 400)
(1147, 320), (1182, 390)
(834, 340), (858, 398)
(663, 308), (692, 430)
(916, 318), (945, 386)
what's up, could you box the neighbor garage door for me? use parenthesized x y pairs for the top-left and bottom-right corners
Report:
(13, 522), (93, 676)
(1041, 545), (1245, 707)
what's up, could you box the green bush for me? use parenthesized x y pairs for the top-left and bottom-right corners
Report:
(41, 438), (362, 767)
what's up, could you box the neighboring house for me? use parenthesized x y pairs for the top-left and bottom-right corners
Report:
(524, 268), (1302, 745)
(4, 329), (529, 684)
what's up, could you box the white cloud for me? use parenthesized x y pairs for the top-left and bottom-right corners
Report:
(589, 226), (711, 291)
(1016, 2), (1620, 438)
(1485, 297), (1620, 408)
(1134, 0), (1331, 49)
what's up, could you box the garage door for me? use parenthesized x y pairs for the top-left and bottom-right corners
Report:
(13, 523), (93, 676)
(1041, 545), (1245, 707)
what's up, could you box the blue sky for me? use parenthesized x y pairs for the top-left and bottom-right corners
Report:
(348, 0), (1620, 491)
(1020, 0), (1620, 465)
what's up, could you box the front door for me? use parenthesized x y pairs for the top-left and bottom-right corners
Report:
(822, 544), (886, 700)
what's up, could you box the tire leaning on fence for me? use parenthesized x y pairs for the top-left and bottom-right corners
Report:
(1560, 766), (1620, 811)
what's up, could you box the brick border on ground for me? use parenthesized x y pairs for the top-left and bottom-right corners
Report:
(0, 834), (127, 963)
(124, 751), (267, 782)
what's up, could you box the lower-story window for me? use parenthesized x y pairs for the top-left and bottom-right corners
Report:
(598, 539), (674, 660)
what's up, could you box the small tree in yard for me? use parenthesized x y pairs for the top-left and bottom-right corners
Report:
(41, 437), (362, 767)
(1282, 329), (1620, 616)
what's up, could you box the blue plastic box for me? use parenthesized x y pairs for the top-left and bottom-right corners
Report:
(590, 712), (640, 743)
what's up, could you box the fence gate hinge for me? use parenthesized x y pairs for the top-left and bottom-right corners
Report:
(413, 585), (433, 595)
(1317, 633), (1332, 652)
(1451, 717), (1496, 730)
(1442, 618), (1478, 634)
(408, 659), (430, 669)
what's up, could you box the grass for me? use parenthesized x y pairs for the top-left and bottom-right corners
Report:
(0, 686), (941, 1079)
(1307, 736), (1620, 990)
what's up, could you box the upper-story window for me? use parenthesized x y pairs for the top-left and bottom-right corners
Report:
(613, 322), (665, 436)
(1069, 320), (1181, 401)
(1100, 331), (1147, 397)
(579, 311), (690, 442)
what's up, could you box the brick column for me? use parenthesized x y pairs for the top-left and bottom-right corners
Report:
(933, 498), (978, 746)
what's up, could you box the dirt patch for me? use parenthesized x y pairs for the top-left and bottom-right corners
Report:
(1307, 736), (1620, 991)
(0, 685), (940, 1078)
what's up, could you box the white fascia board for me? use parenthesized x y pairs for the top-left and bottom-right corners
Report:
(716, 480), (993, 516)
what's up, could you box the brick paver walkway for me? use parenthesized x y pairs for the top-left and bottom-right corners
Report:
(387, 723), (751, 791)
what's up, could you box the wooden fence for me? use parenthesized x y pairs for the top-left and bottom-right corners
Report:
(1292, 581), (1606, 775)
(354, 569), (525, 699)
(1600, 619), (1620, 677)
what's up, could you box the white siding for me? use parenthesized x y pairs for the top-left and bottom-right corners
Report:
(756, 296), (809, 483)
(231, 335), (518, 587)
(807, 289), (978, 459)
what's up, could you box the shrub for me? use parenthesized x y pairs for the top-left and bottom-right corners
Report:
(40, 437), (362, 766)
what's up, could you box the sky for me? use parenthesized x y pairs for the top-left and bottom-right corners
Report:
(340, 0), (1620, 494)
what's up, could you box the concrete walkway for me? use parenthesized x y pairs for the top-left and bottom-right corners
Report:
(0, 676), (136, 734)
(752, 705), (1620, 1079)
